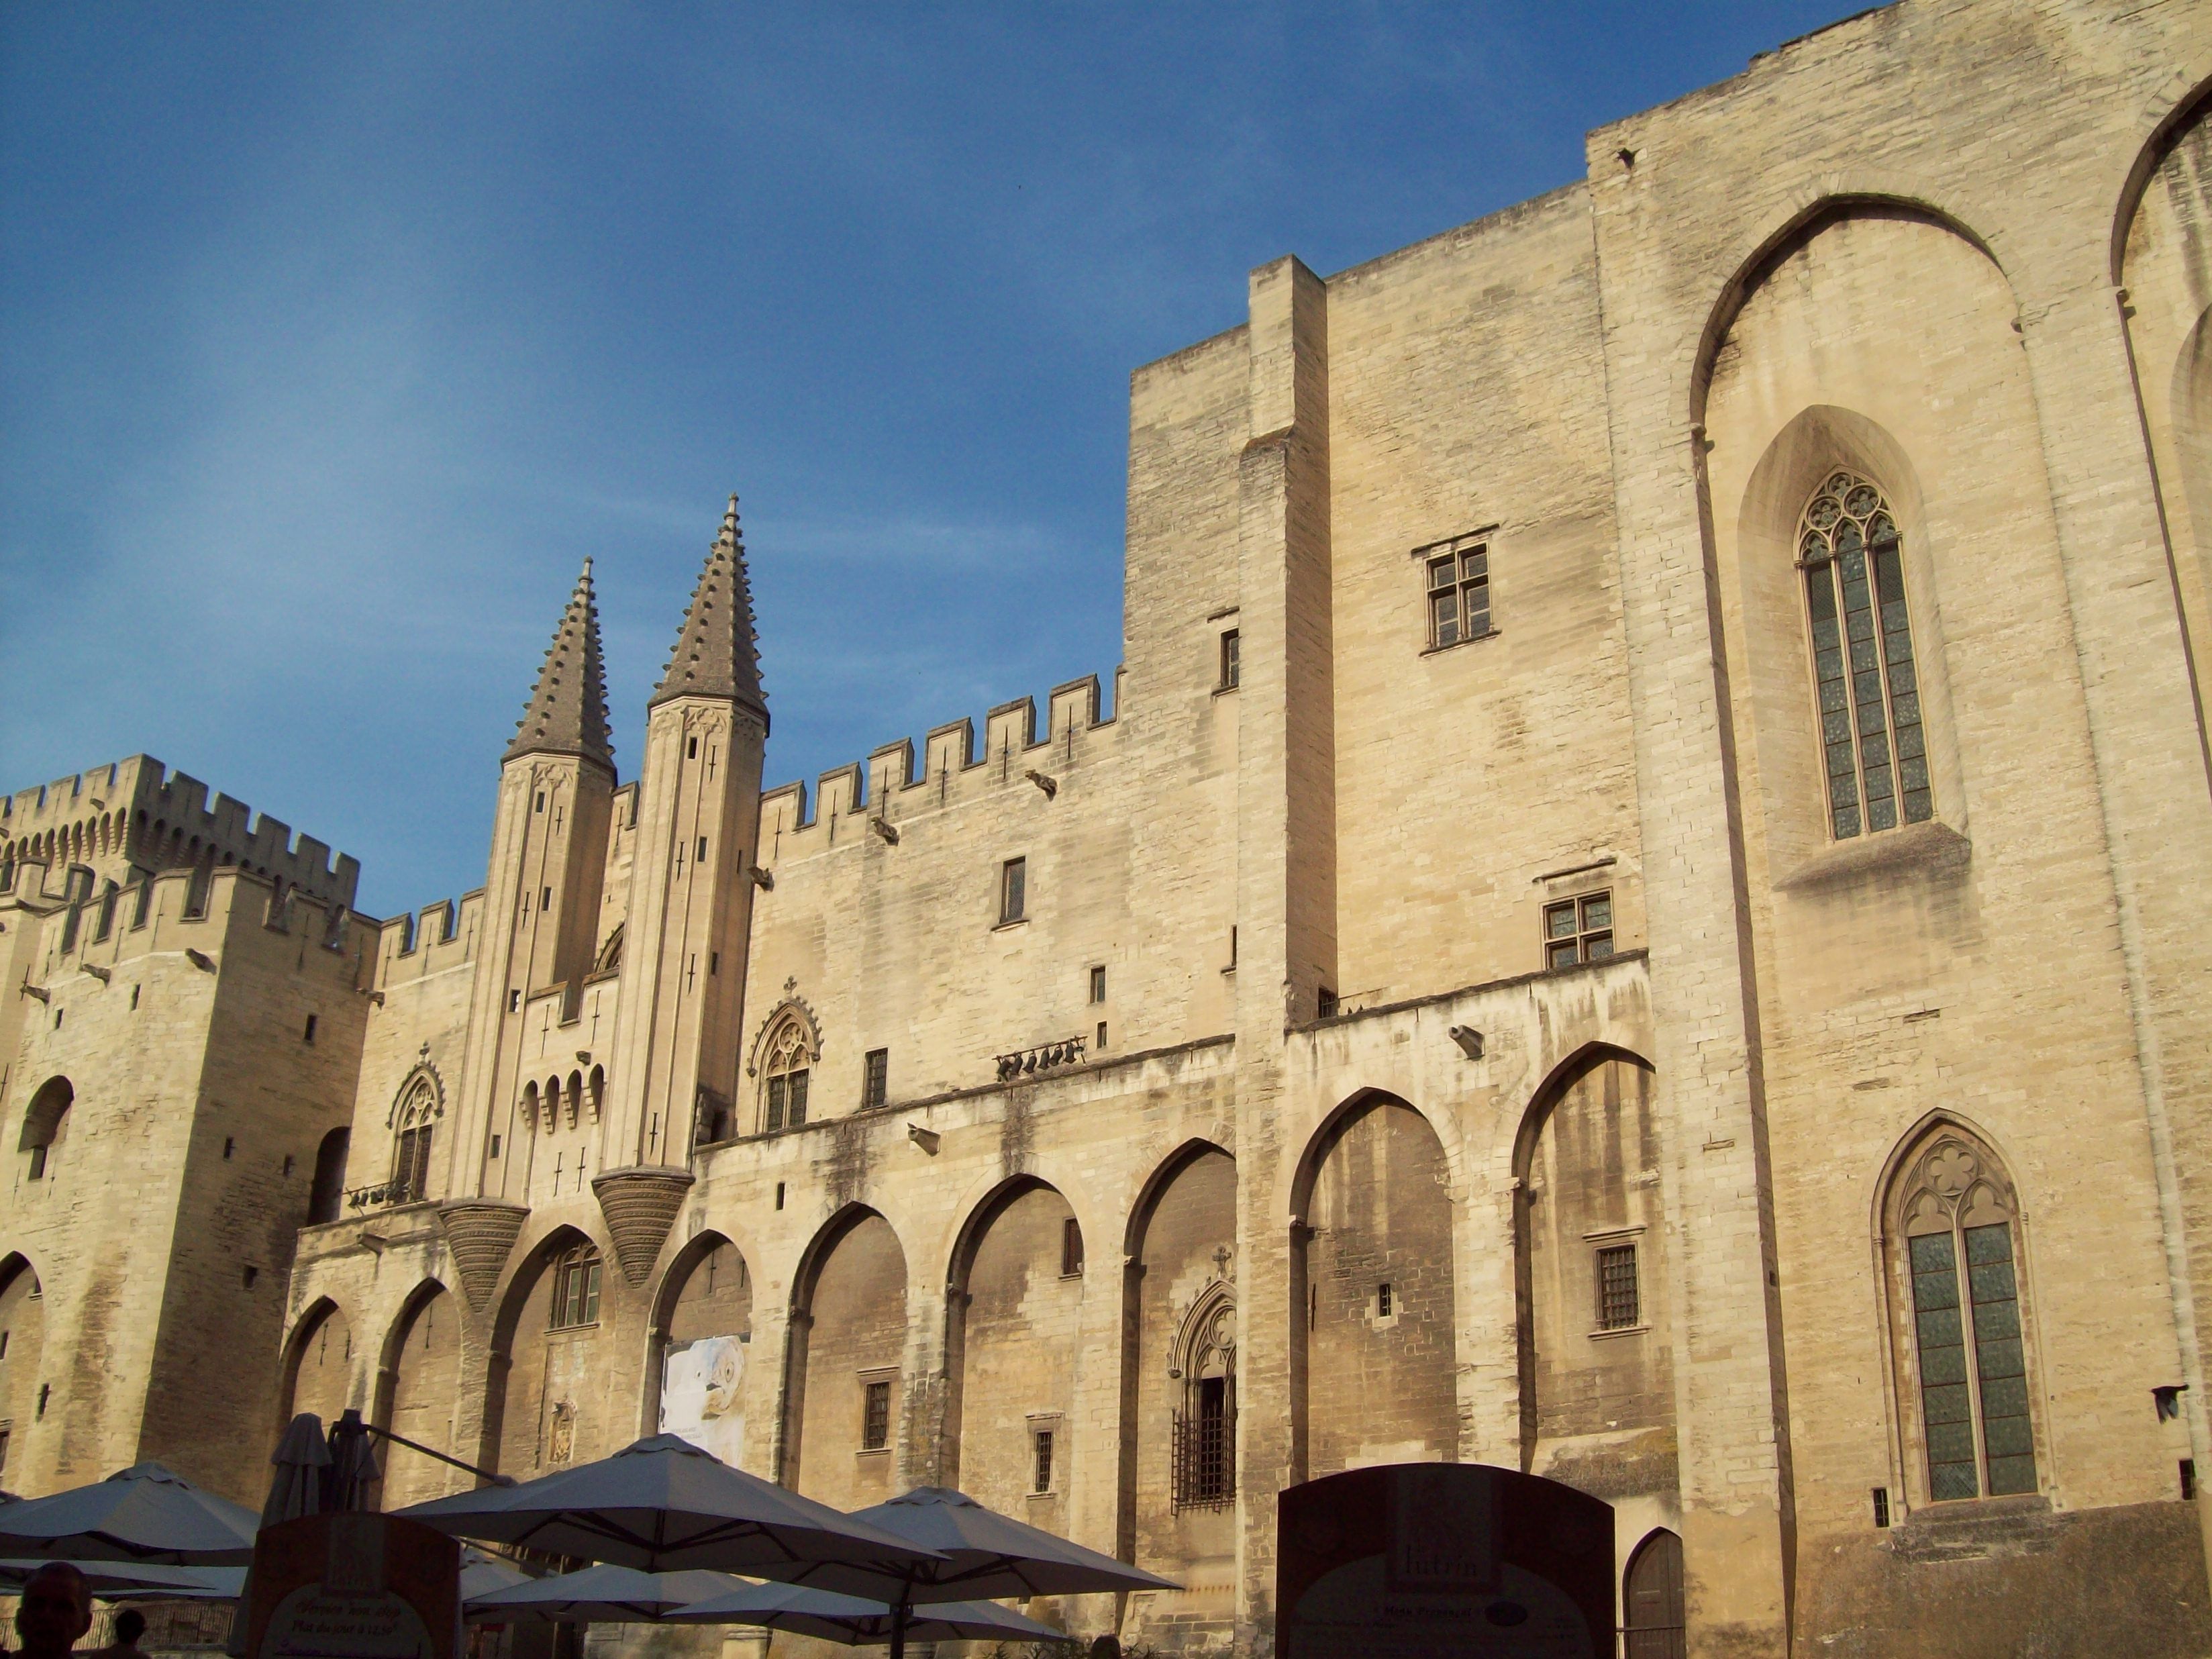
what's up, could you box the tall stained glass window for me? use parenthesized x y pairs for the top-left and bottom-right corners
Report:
(1800, 472), (1931, 838)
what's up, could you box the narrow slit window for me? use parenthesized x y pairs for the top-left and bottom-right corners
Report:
(1800, 472), (1930, 839)
(1089, 965), (1107, 1004)
(1034, 1429), (1055, 1493)
(1061, 1216), (1084, 1277)
(999, 858), (1027, 925)
(1218, 630), (1241, 690)
(862, 1048), (889, 1111)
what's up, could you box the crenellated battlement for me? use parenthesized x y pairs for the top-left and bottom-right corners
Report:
(0, 755), (360, 908)
(758, 670), (1121, 845)
(26, 861), (375, 979)
(367, 888), (485, 984)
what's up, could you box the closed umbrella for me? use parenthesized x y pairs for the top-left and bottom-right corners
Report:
(260, 1416), (330, 1527)
(395, 1435), (943, 1582)
(776, 1486), (1178, 1659)
(324, 1410), (383, 1511)
(0, 1463), (259, 1565)
(462, 1564), (750, 1623)
(670, 1581), (1068, 1646)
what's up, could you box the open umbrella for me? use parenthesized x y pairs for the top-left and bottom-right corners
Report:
(394, 1436), (944, 1582)
(774, 1486), (1177, 1659)
(462, 1563), (750, 1623)
(670, 1581), (1068, 1646)
(0, 1560), (246, 1601)
(460, 1548), (536, 1603)
(0, 1463), (259, 1565)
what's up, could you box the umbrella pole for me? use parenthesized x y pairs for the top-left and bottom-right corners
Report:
(887, 1589), (910, 1659)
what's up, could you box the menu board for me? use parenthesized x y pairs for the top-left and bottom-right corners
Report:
(248, 1512), (461, 1659)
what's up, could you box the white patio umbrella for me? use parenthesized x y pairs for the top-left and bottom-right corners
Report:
(768, 1486), (1178, 1659)
(0, 1463), (259, 1565)
(668, 1580), (1068, 1647)
(462, 1563), (751, 1623)
(394, 1435), (944, 1582)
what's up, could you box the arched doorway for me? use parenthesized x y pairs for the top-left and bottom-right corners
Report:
(653, 1234), (752, 1464)
(1514, 1047), (1670, 1487)
(380, 1285), (462, 1507)
(1119, 1142), (1236, 1582)
(945, 1181), (1083, 1526)
(1623, 1529), (1686, 1658)
(0, 1258), (44, 1485)
(785, 1210), (907, 1510)
(1293, 1095), (1456, 1478)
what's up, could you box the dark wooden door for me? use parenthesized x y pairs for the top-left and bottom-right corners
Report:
(1624, 1529), (1685, 1659)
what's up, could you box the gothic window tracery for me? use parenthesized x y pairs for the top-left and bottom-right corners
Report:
(1800, 472), (1930, 838)
(762, 1019), (811, 1134)
(1887, 1125), (2038, 1503)
(1170, 1283), (1236, 1511)
(390, 1078), (438, 1204)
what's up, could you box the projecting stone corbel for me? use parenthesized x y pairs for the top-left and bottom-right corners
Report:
(434, 1200), (530, 1312)
(592, 1166), (695, 1285)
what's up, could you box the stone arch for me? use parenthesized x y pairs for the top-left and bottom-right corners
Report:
(1289, 1091), (1457, 1481)
(1689, 193), (2008, 431)
(375, 1280), (463, 1508)
(307, 1127), (350, 1225)
(782, 1205), (908, 1509)
(279, 1297), (354, 1434)
(18, 1077), (73, 1183)
(940, 1176), (1083, 1515)
(1512, 1045), (1672, 1492)
(0, 1254), (45, 1486)
(481, 1223), (607, 1479)
(1118, 1139), (1237, 1580)
(646, 1230), (754, 1459)
(2112, 67), (2212, 283)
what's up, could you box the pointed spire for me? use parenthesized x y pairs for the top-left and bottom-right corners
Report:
(505, 560), (615, 772)
(649, 494), (768, 731)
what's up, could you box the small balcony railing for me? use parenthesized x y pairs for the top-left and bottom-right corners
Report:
(995, 1036), (1087, 1083)
(346, 1178), (427, 1211)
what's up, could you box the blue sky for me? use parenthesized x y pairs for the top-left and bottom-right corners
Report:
(1, 2), (1858, 918)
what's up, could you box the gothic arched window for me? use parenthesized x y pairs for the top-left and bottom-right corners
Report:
(1800, 472), (1931, 839)
(1886, 1124), (2038, 1503)
(391, 1079), (437, 1204)
(1170, 1285), (1236, 1511)
(762, 1021), (811, 1134)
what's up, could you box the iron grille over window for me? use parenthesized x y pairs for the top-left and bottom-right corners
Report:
(1034, 1429), (1054, 1494)
(1172, 1379), (1234, 1512)
(862, 1049), (889, 1111)
(1800, 471), (1931, 838)
(550, 1246), (602, 1330)
(862, 1379), (892, 1451)
(1597, 1244), (1640, 1329)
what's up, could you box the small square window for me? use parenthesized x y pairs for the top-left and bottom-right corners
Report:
(1034, 1428), (1056, 1493)
(1597, 1243), (1640, 1329)
(1089, 966), (1107, 1004)
(1544, 891), (1616, 970)
(1218, 630), (1241, 690)
(862, 1379), (893, 1451)
(862, 1048), (889, 1111)
(1377, 1282), (1393, 1317)
(999, 858), (1027, 925)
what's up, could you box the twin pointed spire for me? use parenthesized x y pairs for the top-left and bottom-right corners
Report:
(650, 494), (768, 732)
(506, 557), (615, 770)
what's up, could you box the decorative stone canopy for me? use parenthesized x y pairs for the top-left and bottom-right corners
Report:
(434, 1200), (531, 1311)
(592, 1166), (696, 1285)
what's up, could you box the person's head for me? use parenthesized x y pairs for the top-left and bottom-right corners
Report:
(15, 1562), (92, 1656)
(113, 1609), (147, 1648)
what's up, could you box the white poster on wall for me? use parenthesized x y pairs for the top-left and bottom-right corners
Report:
(660, 1334), (746, 1465)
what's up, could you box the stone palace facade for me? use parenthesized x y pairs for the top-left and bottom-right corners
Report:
(7, 2), (2212, 1652)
